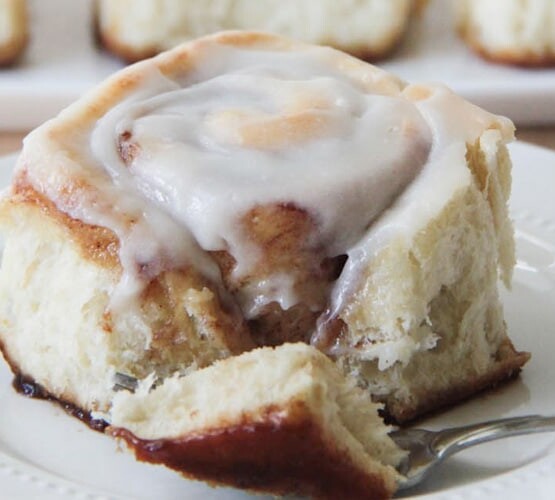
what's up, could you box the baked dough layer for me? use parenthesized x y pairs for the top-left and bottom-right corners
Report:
(96, 0), (417, 62)
(458, 0), (555, 66)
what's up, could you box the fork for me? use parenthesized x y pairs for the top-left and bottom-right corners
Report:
(391, 414), (555, 490)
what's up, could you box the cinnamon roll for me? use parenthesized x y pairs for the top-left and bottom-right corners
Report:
(0, 0), (27, 66)
(110, 343), (405, 499)
(96, 0), (419, 62)
(0, 31), (528, 493)
(458, 0), (555, 66)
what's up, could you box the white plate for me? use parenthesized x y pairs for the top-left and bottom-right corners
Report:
(2, 0), (555, 131)
(1, 141), (555, 499)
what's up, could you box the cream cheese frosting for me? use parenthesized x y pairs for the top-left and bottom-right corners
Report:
(16, 32), (514, 365)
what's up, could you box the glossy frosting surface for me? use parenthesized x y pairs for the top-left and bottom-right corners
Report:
(18, 33), (514, 356)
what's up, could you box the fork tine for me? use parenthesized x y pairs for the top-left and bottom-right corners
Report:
(113, 372), (139, 392)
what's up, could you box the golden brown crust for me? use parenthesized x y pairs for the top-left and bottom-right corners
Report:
(335, 14), (418, 64)
(10, 174), (122, 269)
(96, 5), (414, 64)
(98, 30), (160, 64)
(2, 336), (397, 498)
(47, 34), (292, 140)
(411, 0), (429, 18)
(383, 339), (530, 424)
(459, 26), (555, 67)
(97, 25), (302, 64)
(467, 44), (555, 68)
(0, 338), (109, 431)
(0, 35), (27, 66)
(110, 402), (395, 500)
(100, 31), (406, 65)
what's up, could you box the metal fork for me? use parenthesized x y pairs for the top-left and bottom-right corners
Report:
(391, 415), (555, 490)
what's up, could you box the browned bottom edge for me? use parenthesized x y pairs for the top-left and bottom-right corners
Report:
(460, 32), (555, 68)
(110, 411), (394, 500)
(0, 340), (108, 432)
(11, 373), (109, 432)
(382, 348), (531, 425)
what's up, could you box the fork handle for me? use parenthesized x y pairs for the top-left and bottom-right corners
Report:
(432, 415), (555, 459)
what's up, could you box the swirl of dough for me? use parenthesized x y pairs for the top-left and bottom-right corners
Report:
(87, 40), (432, 318)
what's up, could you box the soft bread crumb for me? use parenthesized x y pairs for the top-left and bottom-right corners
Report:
(334, 134), (527, 422)
(0, 193), (253, 412)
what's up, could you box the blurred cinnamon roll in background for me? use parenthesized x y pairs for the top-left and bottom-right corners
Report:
(96, 0), (421, 62)
(458, 0), (555, 66)
(0, 0), (27, 66)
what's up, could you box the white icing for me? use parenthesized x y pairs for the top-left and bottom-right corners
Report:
(87, 46), (433, 315)
(19, 38), (514, 363)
